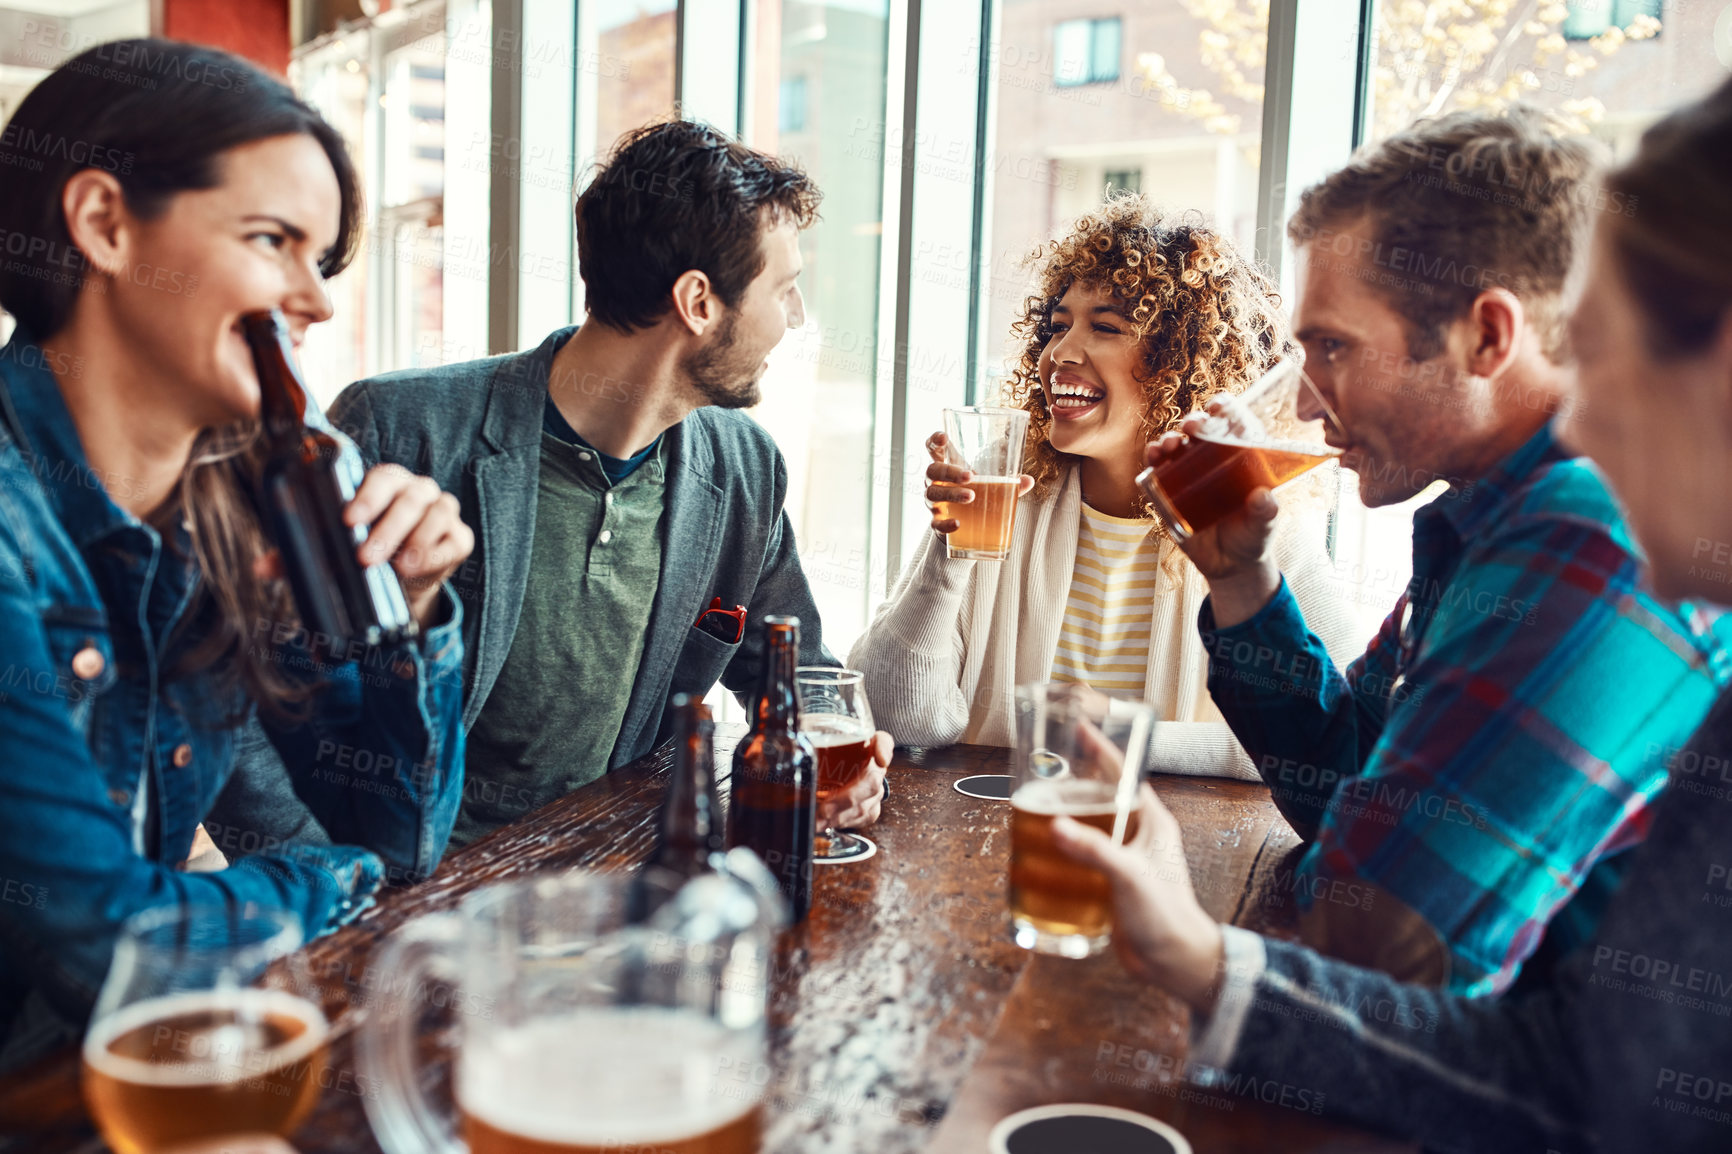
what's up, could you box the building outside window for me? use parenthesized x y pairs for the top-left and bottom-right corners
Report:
(1102, 166), (1140, 195)
(985, 1), (1266, 404)
(1328, 0), (1718, 642)
(1053, 15), (1121, 86)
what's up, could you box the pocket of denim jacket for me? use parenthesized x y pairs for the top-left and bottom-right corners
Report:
(38, 607), (119, 724)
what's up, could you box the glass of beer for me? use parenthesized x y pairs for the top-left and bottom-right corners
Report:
(359, 866), (779, 1154)
(936, 406), (1031, 560)
(1009, 683), (1154, 958)
(1135, 357), (1344, 543)
(797, 667), (878, 863)
(81, 904), (329, 1154)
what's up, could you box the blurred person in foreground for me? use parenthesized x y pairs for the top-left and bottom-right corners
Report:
(852, 200), (1356, 776)
(1057, 77), (1732, 1153)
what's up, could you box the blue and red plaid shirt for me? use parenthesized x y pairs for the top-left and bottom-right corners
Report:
(1200, 424), (1732, 995)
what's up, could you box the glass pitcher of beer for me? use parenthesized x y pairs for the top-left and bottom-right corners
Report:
(1135, 358), (1344, 543)
(358, 862), (783, 1154)
(81, 904), (329, 1154)
(1010, 684), (1154, 958)
(936, 406), (1031, 560)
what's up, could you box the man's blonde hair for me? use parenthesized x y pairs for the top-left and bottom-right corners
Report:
(1288, 107), (1604, 364)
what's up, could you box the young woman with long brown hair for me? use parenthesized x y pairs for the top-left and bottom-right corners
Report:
(0, 41), (472, 1070)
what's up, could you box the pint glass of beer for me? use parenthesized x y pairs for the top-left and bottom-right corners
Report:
(797, 667), (877, 863)
(1135, 358), (1344, 543)
(1009, 684), (1154, 958)
(359, 866), (780, 1154)
(81, 904), (329, 1154)
(937, 407), (1031, 560)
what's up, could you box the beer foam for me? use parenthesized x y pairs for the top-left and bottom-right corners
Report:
(802, 713), (872, 748)
(458, 1008), (759, 1145)
(1010, 776), (1125, 817)
(82, 987), (328, 1087)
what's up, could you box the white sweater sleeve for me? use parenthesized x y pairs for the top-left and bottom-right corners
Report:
(1274, 513), (1360, 672)
(1147, 721), (1262, 781)
(847, 529), (977, 747)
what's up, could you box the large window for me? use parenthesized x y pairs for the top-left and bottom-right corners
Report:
(745, 0), (892, 654)
(1322, 0), (1730, 642)
(272, 0), (1732, 663)
(984, 0), (1267, 400)
(378, 16), (447, 375)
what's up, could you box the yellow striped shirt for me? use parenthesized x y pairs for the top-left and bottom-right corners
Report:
(1051, 504), (1161, 693)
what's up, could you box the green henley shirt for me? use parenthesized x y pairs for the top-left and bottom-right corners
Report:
(454, 431), (667, 847)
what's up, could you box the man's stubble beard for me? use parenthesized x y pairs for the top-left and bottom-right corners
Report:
(682, 310), (764, 410)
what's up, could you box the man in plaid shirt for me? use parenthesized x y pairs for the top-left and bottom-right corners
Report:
(1163, 108), (1732, 996)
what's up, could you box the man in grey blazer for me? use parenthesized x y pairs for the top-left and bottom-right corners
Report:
(214, 120), (888, 857)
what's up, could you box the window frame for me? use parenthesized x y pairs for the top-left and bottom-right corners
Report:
(304, 0), (1377, 610)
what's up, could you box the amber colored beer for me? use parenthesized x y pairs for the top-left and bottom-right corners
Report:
(459, 1009), (761, 1154)
(81, 988), (329, 1154)
(1145, 431), (1338, 537)
(805, 713), (874, 801)
(938, 476), (1020, 559)
(1009, 779), (1140, 953)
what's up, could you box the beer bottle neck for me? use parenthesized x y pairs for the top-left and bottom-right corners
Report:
(754, 625), (801, 734)
(241, 312), (309, 442)
(664, 718), (720, 854)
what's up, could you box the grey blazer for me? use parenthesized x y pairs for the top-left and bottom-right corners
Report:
(208, 327), (833, 861)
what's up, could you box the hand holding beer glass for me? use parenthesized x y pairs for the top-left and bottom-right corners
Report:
(81, 905), (329, 1154)
(928, 407), (1033, 561)
(1009, 684), (1154, 958)
(359, 869), (776, 1154)
(1135, 358), (1343, 545)
(797, 668), (878, 863)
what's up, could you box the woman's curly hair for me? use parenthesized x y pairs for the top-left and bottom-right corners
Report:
(1003, 195), (1295, 514)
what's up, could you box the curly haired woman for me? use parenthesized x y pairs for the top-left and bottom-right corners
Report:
(849, 197), (1356, 775)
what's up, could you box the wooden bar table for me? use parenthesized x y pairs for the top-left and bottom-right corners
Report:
(21, 737), (1415, 1153)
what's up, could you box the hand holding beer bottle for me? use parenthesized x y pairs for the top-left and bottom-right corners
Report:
(243, 311), (473, 639)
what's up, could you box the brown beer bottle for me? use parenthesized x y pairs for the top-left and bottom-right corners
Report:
(629, 694), (727, 923)
(243, 310), (416, 655)
(726, 616), (818, 922)
(647, 694), (727, 880)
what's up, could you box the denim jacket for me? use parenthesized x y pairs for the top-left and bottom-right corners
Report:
(0, 331), (466, 1070)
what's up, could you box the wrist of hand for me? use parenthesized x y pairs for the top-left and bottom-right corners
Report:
(1205, 562), (1281, 629)
(1155, 907), (1226, 1015)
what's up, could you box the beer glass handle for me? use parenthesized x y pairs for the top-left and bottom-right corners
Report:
(356, 913), (467, 1154)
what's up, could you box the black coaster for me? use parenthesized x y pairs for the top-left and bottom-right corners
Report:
(990, 1106), (1189, 1154)
(954, 774), (1014, 800)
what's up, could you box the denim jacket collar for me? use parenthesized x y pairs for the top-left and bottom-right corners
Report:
(0, 328), (146, 551)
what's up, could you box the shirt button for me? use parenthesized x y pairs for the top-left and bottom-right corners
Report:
(71, 645), (105, 680)
(604, 491), (614, 505)
(597, 530), (613, 545)
(578, 451), (592, 462)
(172, 744), (193, 769)
(108, 788), (131, 807)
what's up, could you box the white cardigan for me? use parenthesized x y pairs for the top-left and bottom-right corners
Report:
(848, 467), (1360, 779)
